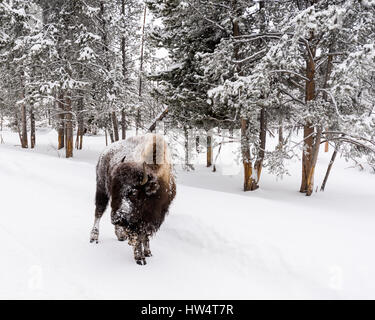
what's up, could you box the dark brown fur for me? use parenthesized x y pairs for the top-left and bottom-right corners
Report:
(90, 135), (176, 265)
(110, 162), (176, 235)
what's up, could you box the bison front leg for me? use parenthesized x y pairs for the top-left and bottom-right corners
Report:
(143, 236), (152, 257)
(90, 215), (101, 244)
(133, 239), (146, 265)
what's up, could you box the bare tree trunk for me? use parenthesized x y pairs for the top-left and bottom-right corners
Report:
(136, 109), (140, 135)
(241, 119), (258, 191)
(254, 107), (267, 184)
(323, 53), (333, 154)
(300, 124), (314, 192)
(0, 113), (3, 144)
(148, 107), (168, 132)
(138, 4), (147, 97)
(121, 0), (127, 78)
(108, 123), (114, 144)
(76, 95), (84, 150)
(184, 126), (194, 171)
(20, 102), (28, 149)
(65, 94), (73, 158)
(136, 4), (147, 136)
(30, 105), (35, 149)
(252, 0), (267, 184)
(121, 109), (126, 140)
(229, 127), (234, 143)
(321, 146), (338, 192)
(15, 112), (22, 146)
(206, 134), (213, 167)
(206, 132), (213, 167)
(105, 129), (108, 146)
(112, 111), (119, 141)
(324, 141), (329, 152)
(233, 2), (258, 191)
(121, 0), (127, 140)
(306, 127), (322, 196)
(79, 127), (83, 150)
(278, 118), (283, 149)
(184, 126), (189, 168)
(213, 140), (223, 172)
(57, 91), (65, 150)
(300, 34), (316, 194)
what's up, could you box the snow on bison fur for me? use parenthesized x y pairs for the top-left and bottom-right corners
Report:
(89, 133), (176, 265)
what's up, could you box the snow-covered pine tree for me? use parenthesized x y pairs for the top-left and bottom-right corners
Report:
(147, 0), (231, 167)
(262, 0), (375, 195)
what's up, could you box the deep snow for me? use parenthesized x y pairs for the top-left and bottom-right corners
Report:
(0, 128), (375, 299)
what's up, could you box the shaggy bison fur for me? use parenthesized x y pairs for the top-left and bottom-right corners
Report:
(89, 134), (176, 265)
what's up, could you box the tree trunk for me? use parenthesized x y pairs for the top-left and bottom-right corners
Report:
(300, 35), (316, 194)
(48, 108), (51, 126)
(229, 127), (234, 142)
(0, 113), (3, 144)
(241, 119), (258, 191)
(136, 4), (147, 136)
(112, 111), (119, 141)
(15, 112), (23, 146)
(254, 107), (267, 184)
(120, 0), (127, 140)
(105, 129), (108, 146)
(76, 95), (84, 150)
(20, 102), (28, 148)
(322, 53), (333, 154)
(233, 2), (257, 191)
(57, 91), (65, 150)
(121, 0), (127, 77)
(65, 94), (73, 158)
(30, 105), (35, 148)
(184, 126), (193, 171)
(206, 132), (212, 167)
(213, 140), (223, 173)
(324, 141), (329, 152)
(300, 124), (314, 192)
(75, 121), (84, 150)
(278, 118), (283, 149)
(108, 123), (114, 144)
(148, 107), (169, 132)
(136, 109), (140, 135)
(321, 146), (338, 192)
(121, 109), (126, 140)
(138, 4), (147, 97)
(306, 127), (322, 196)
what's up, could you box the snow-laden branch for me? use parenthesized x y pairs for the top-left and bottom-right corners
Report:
(231, 48), (267, 64)
(269, 70), (309, 81)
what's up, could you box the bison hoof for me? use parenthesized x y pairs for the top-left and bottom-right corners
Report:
(90, 228), (99, 244)
(136, 258), (147, 265)
(115, 226), (127, 242)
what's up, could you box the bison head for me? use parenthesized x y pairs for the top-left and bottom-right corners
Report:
(110, 162), (160, 228)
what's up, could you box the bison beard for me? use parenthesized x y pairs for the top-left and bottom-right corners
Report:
(90, 134), (176, 265)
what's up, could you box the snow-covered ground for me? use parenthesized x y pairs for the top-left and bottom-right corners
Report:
(0, 128), (375, 299)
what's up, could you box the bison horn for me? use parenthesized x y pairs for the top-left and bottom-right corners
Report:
(140, 162), (148, 185)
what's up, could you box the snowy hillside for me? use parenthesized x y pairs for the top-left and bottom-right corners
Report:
(1, 128), (375, 299)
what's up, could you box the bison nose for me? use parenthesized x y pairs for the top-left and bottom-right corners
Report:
(120, 199), (130, 211)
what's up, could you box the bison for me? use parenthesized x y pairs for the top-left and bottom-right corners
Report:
(89, 133), (176, 265)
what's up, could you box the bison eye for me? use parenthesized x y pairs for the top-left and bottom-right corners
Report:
(125, 189), (137, 198)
